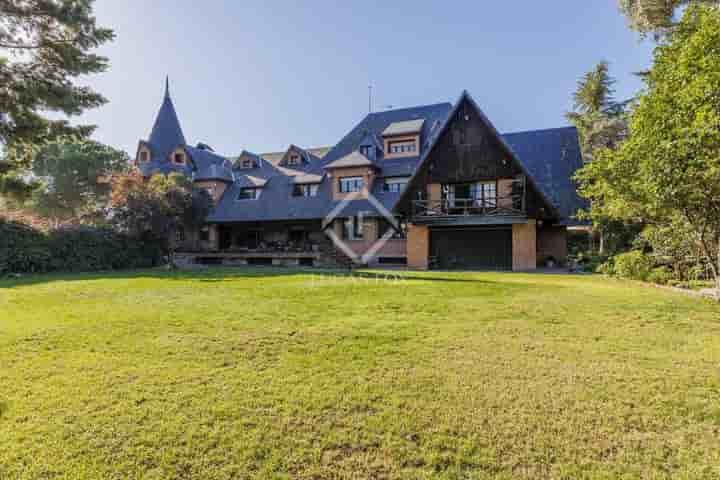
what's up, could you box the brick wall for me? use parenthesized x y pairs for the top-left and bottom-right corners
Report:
(512, 221), (537, 271)
(407, 224), (430, 269)
(327, 167), (376, 201)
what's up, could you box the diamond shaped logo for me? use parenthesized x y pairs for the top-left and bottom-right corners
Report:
(323, 188), (400, 265)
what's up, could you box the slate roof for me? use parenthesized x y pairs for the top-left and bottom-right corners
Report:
(186, 146), (234, 183)
(503, 127), (588, 224)
(206, 102), (453, 223)
(138, 84), (585, 225)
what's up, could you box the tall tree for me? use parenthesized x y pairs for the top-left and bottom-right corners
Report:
(566, 62), (628, 160)
(566, 62), (629, 254)
(577, 5), (720, 294)
(30, 140), (128, 225)
(0, 0), (113, 192)
(618, 0), (718, 36)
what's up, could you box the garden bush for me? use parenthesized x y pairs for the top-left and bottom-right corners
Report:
(647, 266), (673, 285)
(0, 218), (163, 275)
(0, 219), (52, 274)
(613, 251), (654, 281)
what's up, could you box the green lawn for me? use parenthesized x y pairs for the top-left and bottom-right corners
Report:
(1, 269), (719, 479)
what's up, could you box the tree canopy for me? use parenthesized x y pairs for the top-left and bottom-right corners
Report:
(577, 5), (720, 288)
(0, 0), (113, 180)
(618, 0), (719, 36)
(30, 139), (128, 225)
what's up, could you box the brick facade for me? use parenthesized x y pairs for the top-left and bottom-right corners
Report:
(407, 224), (430, 269)
(512, 221), (537, 271)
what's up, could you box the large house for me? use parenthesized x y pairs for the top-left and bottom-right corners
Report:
(135, 81), (586, 270)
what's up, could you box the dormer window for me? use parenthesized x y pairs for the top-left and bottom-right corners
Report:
(388, 140), (416, 155)
(139, 150), (150, 163)
(292, 184), (319, 198)
(239, 158), (256, 169)
(237, 187), (261, 200)
(339, 176), (364, 193)
(359, 145), (373, 158)
(173, 151), (186, 165)
(383, 177), (409, 193)
(288, 154), (301, 166)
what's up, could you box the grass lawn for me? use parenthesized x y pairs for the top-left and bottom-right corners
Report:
(1, 268), (720, 479)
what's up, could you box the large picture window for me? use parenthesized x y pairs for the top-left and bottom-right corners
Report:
(442, 181), (497, 209)
(339, 176), (364, 193)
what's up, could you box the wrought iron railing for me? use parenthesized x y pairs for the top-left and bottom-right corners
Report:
(411, 196), (525, 218)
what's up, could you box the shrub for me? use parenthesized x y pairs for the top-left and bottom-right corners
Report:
(647, 266), (673, 285)
(0, 219), (52, 274)
(613, 251), (654, 281)
(0, 218), (163, 275)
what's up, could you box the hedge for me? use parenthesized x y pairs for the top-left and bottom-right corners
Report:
(0, 218), (163, 275)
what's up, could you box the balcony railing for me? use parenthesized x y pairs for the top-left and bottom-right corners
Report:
(412, 196), (525, 219)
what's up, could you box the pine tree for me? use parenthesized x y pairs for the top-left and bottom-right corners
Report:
(0, 0), (114, 190)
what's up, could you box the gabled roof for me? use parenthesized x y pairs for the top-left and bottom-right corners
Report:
(396, 91), (561, 219)
(324, 151), (375, 169)
(261, 146), (332, 164)
(233, 150), (264, 169)
(382, 119), (425, 136)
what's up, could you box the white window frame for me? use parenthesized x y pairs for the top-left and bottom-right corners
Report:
(339, 176), (364, 193)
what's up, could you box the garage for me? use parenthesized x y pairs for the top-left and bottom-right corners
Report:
(430, 227), (513, 270)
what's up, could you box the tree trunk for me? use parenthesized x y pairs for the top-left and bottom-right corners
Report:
(598, 228), (606, 256)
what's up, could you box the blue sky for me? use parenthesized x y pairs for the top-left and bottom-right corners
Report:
(81, 0), (654, 156)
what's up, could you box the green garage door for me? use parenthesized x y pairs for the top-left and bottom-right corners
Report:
(430, 227), (513, 270)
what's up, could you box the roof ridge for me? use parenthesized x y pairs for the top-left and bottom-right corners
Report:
(503, 126), (577, 136)
(368, 102), (452, 115)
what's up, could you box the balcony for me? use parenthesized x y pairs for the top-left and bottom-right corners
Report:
(411, 196), (527, 226)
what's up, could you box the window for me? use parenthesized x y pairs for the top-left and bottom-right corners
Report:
(237, 187), (261, 200)
(175, 226), (185, 242)
(475, 181), (497, 207)
(239, 158), (255, 169)
(292, 184), (319, 197)
(342, 216), (364, 240)
(339, 176), (364, 193)
(173, 152), (185, 164)
(442, 181), (497, 209)
(139, 150), (149, 162)
(387, 140), (416, 155)
(199, 227), (210, 242)
(287, 154), (301, 166)
(383, 177), (409, 193)
(359, 145), (373, 157)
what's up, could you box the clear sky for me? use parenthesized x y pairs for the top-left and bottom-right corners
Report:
(79, 0), (654, 156)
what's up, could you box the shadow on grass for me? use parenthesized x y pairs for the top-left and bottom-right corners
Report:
(0, 266), (529, 289)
